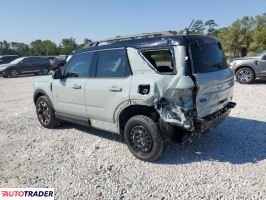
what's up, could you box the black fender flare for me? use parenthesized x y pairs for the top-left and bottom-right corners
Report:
(33, 89), (55, 111)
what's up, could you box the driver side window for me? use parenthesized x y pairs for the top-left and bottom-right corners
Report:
(64, 52), (94, 78)
(262, 55), (266, 60)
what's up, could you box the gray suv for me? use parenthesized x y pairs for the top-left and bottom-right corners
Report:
(229, 50), (266, 84)
(33, 32), (236, 161)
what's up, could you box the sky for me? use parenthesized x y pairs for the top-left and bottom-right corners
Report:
(0, 0), (265, 44)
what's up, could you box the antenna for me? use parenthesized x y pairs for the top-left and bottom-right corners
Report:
(184, 19), (195, 35)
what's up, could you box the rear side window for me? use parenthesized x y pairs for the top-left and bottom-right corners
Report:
(23, 58), (31, 63)
(64, 52), (94, 78)
(31, 57), (40, 63)
(190, 39), (228, 73)
(96, 49), (130, 78)
(142, 49), (174, 73)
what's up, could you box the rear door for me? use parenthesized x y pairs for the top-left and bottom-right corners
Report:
(189, 38), (234, 118)
(84, 48), (132, 122)
(52, 51), (94, 118)
(29, 57), (42, 72)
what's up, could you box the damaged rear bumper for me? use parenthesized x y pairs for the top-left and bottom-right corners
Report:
(195, 102), (236, 133)
(157, 99), (236, 134)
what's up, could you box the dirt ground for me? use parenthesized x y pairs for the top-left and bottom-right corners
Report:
(0, 75), (265, 199)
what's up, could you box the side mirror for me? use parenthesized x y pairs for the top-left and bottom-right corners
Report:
(51, 69), (62, 79)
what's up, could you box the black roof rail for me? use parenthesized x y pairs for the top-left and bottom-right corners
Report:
(86, 31), (175, 47)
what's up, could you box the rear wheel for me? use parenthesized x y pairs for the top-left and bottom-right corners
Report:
(36, 96), (59, 128)
(124, 115), (164, 162)
(40, 67), (49, 74)
(236, 67), (255, 84)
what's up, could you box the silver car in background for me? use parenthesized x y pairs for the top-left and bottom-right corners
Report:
(229, 50), (266, 84)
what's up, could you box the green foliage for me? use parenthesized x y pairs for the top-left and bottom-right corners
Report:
(191, 20), (205, 34)
(179, 13), (266, 57)
(0, 13), (265, 58)
(58, 38), (78, 55)
(204, 20), (218, 34)
(0, 38), (82, 56)
(30, 40), (58, 56)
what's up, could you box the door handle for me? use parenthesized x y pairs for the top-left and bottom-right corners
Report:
(72, 84), (82, 89)
(109, 86), (122, 92)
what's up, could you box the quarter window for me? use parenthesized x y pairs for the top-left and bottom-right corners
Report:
(96, 49), (130, 77)
(64, 52), (94, 78)
(142, 49), (174, 73)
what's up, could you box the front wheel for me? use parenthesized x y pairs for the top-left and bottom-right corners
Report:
(124, 115), (164, 162)
(236, 67), (255, 84)
(9, 69), (19, 77)
(36, 96), (59, 128)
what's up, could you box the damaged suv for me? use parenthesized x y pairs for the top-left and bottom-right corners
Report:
(33, 32), (236, 161)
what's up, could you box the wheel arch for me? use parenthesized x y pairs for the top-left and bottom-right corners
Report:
(118, 104), (159, 139)
(33, 89), (54, 110)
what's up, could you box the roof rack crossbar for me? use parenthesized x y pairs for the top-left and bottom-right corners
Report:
(88, 31), (174, 47)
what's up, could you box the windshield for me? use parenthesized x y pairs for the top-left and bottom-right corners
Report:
(257, 50), (266, 56)
(190, 39), (227, 73)
(10, 57), (25, 64)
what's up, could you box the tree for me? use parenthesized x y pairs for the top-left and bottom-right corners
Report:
(0, 40), (11, 55)
(204, 20), (218, 34)
(191, 20), (205, 34)
(59, 38), (78, 55)
(10, 42), (30, 56)
(249, 13), (266, 54)
(30, 40), (45, 55)
(42, 40), (58, 55)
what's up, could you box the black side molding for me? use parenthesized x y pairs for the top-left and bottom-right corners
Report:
(55, 112), (91, 127)
(228, 102), (236, 108)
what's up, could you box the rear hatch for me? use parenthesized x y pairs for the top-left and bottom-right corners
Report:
(189, 37), (234, 118)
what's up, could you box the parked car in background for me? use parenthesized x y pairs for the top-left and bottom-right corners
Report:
(49, 56), (66, 71)
(0, 56), (51, 78)
(229, 50), (266, 84)
(0, 55), (20, 65)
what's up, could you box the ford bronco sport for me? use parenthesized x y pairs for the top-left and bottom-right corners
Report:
(33, 32), (236, 161)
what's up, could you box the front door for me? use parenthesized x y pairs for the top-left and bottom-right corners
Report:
(85, 48), (132, 123)
(52, 51), (94, 118)
(19, 57), (33, 73)
(258, 54), (266, 76)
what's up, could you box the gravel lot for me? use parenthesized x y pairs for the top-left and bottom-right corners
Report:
(0, 75), (266, 199)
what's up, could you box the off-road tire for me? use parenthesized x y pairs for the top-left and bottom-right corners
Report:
(124, 115), (164, 162)
(36, 96), (59, 128)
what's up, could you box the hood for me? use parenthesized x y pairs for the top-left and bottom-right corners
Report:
(0, 63), (16, 67)
(34, 74), (53, 82)
(231, 56), (259, 61)
(0, 63), (14, 71)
